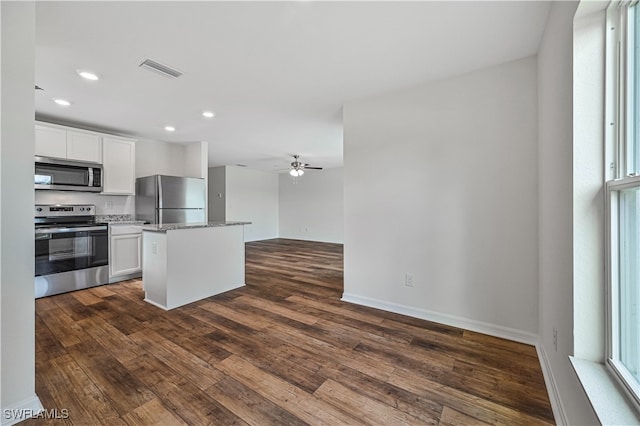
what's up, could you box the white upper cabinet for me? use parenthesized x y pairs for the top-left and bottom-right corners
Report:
(35, 123), (102, 163)
(35, 124), (67, 158)
(66, 131), (102, 163)
(35, 121), (136, 195)
(102, 137), (136, 195)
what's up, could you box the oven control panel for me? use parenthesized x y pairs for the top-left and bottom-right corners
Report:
(35, 204), (96, 217)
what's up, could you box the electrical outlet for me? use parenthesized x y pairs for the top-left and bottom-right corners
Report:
(405, 273), (414, 287)
(553, 328), (558, 351)
(105, 200), (113, 210)
(152, 242), (158, 254)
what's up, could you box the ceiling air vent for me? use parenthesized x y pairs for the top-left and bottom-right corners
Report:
(138, 58), (183, 79)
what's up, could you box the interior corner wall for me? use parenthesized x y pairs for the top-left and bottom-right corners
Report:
(225, 166), (279, 242)
(208, 166), (226, 221)
(183, 142), (207, 179)
(1, 0), (43, 420)
(537, 1), (598, 425)
(278, 167), (344, 243)
(183, 142), (208, 219)
(342, 55), (540, 341)
(135, 139), (186, 178)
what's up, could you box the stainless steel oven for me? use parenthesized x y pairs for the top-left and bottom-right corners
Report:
(35, 204), (109, 298)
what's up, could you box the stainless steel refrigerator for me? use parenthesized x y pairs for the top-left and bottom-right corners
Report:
(135, 175), (206, 224)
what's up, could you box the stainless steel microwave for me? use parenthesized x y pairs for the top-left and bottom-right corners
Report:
(35, 156), (103, 192)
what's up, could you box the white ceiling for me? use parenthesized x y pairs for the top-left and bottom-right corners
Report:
(35, 1), (551, 172)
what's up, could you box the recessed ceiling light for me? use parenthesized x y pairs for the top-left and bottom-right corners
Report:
(53, 98), (71, 106)
(202, 111), (215, 119)
(76, 70), (100, 81)
(164, 126), (175, 132)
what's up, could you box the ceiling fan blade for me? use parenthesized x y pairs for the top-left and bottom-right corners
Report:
(304, 167), (323, 170)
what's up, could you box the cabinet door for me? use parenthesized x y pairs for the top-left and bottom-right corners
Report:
(67, 131), (102, 163)
(35, 125), (66, 158)
(110, 234), (142, 277)
(102, 137), (135, 195)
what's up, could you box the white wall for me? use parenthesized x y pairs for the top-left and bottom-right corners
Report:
(573, 3), (606, 366)
(183, 142), (207, 179)
(225, 166), (279, 242)
(537, 2), (599, 424)
(208, 166), (226, 221)
(135, 139), (185, 178)
(1, 1), (44, 420)
(343, 56), (540, 341)
(183, 141), (208, 219)
(279, 167), (343, 243)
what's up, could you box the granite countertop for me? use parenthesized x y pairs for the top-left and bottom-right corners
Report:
(96, 214), (145, 225)
(108, 220), (147, 225)
(141, 221), (251, 232)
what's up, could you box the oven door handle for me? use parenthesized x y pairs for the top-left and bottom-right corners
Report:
(35, 226), (108, 234)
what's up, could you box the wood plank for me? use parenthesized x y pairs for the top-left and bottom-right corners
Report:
(71, 288), (104, 306)
(314, 379), (424, 425)
(65, 339), (156, 415)
(128, 329), (225, 391)
(438, 406), (492, 426)
(38, 354), (122, 424)
(389, 365), (552, 425)
(76, 315), (145, 365)
(207, 376), (306, 426)
(121, 398), (187, 426)
(217, 355), (364, 425)
(38, 308), (88, 348)
(286, 294), (385, 325)
(123, 353), (245, 426)
(234, 294), (320, 326)
(34, 314), (67, 365)
(199, 300), (274, 330)
(87, 284), (118, 298)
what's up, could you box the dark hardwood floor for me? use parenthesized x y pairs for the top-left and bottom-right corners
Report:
(27, 238), (554, 425)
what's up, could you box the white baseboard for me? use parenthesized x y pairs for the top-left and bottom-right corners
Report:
(340, 292), (538, 345)
(537, 345), (568, 425)
(1, 395), (43, 426)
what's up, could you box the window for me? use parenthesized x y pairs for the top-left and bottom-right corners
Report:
(607, 1), (640, 409)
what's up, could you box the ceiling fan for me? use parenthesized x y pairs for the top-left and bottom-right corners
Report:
(289, 155), (323, 177)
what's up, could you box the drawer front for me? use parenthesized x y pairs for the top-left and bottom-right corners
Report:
(109, 225), (142, 236)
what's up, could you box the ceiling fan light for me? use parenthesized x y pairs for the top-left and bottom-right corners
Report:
(298, 169), (304, 176)
(290, 169), (299, 177)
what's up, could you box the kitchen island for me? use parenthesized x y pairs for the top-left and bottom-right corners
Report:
(141, 221), (250, 310)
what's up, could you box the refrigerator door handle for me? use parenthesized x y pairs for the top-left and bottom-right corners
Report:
(157, 175), (163, 209)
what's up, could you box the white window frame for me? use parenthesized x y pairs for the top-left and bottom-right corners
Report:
(606, 1), (640, 411)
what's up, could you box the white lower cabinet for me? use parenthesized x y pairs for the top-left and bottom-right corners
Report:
(109, 225), (142, 281)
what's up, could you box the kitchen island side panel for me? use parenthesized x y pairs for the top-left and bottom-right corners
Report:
(138, 225), (244, 310)
(142, 231), (168, 309)
(166, 225), (245, 309)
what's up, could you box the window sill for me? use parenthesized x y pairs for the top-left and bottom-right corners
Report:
(570, 357), (640, 425)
